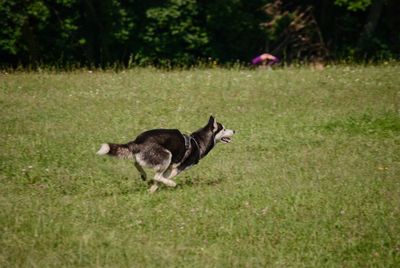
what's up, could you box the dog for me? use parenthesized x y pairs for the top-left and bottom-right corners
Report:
(97, 116), (235, 192)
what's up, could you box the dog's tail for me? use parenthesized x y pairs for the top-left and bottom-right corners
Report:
(97, 142), (139, 159)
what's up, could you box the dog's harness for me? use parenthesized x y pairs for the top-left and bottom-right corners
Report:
(183, 134), (191, 150)
(182, 134), (201, 169)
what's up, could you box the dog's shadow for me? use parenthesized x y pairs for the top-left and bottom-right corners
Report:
(98, 175), (225, 196)
(176, 175), (224, 189)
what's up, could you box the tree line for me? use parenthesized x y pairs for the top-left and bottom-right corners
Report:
(0, 0), (397, 68)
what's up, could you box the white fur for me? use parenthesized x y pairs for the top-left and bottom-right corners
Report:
(149, 184), (159, 193)
(215, 127), (234, 143)
(135, 154), (149, 168)
(97, 143), (110, 155)
(212, 118), (218, 132)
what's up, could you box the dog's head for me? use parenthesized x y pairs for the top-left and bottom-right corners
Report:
(207, 116), (235, 144)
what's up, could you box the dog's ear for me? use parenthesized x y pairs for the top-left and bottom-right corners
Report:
(208, 115), (218, 132)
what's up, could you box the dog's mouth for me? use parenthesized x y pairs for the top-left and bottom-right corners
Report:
(220, 137), (232, 143)
(216, 128), (235, 144)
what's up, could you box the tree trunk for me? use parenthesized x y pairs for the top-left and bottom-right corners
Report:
(83, 0), (110, 66)
(22, 21), (39, 66)
(357, 0), (384, 50)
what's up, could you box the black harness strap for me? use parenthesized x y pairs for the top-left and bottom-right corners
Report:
(181, 134), (201, 170)
(183, 134), (191, 150)
(190, 136), (201, 163)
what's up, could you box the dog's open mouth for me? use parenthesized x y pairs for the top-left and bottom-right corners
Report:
(221, 137), (232, 143)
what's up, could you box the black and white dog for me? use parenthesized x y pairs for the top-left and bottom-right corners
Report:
(97, 116), (235, 192)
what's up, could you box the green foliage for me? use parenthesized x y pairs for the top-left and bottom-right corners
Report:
(0, 0), (398, 67)
(204, 0), (266, 62)
(0, 1), (21, 55)
(334, 0), (372, 11)
(140, 0), (209, 66)
(0, 0), (50, 56)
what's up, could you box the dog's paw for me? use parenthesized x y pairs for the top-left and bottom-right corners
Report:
(164, 180), (177, 187)
(149, 184), (159, 193)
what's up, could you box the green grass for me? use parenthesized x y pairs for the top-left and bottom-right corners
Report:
(1, 65), (399, 267)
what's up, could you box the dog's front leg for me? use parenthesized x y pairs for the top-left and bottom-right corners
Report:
(162, 167), (181, 180)
(149, 172), (177, 193)
(149, 182), (159, 193)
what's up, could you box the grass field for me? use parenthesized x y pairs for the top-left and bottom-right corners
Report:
(1, 65), (399, 267)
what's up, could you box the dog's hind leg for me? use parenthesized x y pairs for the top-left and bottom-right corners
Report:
(134, 161), (147, 181)
(148, 150), (176, 193)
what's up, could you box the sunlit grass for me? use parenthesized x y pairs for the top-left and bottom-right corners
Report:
(1, 65), (399, 267)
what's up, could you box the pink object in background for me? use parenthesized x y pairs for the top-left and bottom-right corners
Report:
(252, 53), (279, 65)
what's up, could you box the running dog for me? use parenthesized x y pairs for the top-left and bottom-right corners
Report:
(97, 116), (235, 192)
